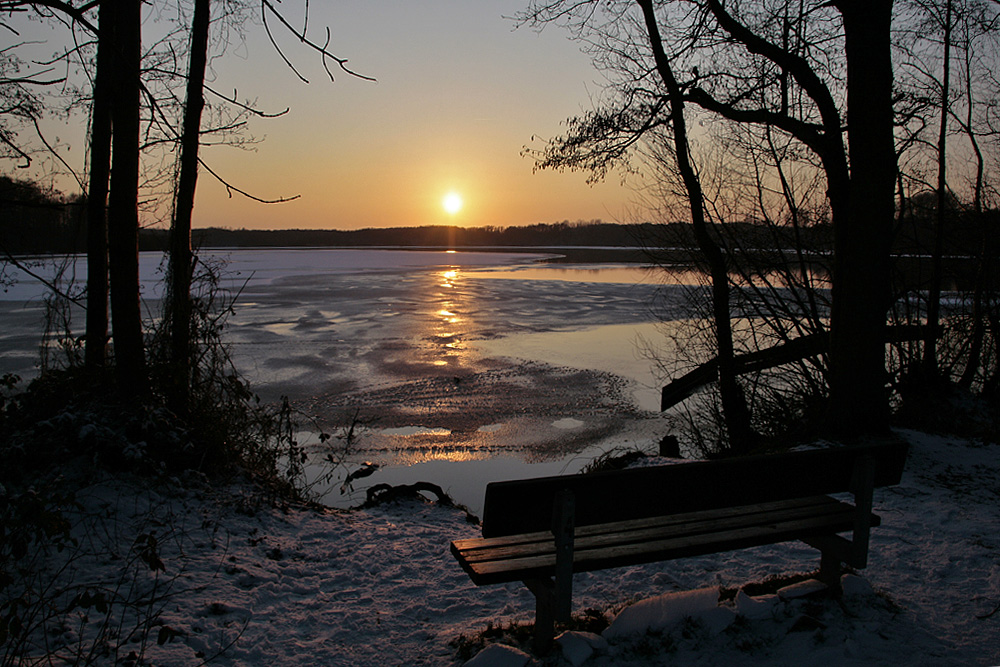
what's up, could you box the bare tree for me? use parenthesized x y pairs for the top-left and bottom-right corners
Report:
(3, 0), (367, 406)
(892, 0), (1000, 397)
(164, 0), (210, 416)
(105, 0), (148, 399)
(84, 0), (110, 369)
(636, 0), (757, 451)
(525, 0), (898, 438)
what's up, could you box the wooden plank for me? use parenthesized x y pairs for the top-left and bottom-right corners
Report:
(463, 511), (860, 585)
(454, 496), (841, 553)
(455, 504), (872, 576)
(481, 441), (908, 538)
(454, 499), (882, 572)
(454, 496), (836, 557)
(660, 325), (937, 410)
(457, 498), (863, 565)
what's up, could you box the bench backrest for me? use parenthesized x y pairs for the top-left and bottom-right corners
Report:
(481, 440), (909, 538)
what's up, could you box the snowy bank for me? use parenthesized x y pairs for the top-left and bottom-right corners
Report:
(5, 429), (998, 665)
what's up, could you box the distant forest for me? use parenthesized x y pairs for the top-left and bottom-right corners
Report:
(1, 175), (993, 258)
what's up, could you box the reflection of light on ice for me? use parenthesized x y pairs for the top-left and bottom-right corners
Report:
(262, 322), (296, 335)
(380, 426), (452, 436)
(440, 269), (458, 288)
(377, 448), (494, 467)
(476, 322), (668, 413)
(552, 418), (585, 430)
(408, 449), (483, 464)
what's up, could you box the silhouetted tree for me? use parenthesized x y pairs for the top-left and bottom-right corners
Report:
(164, 0), (210, 415)
(636, 0), (757, 451)
(105, 0), (148, 399)
(84, 0), (111, 369)
(524, 0), (898, 438)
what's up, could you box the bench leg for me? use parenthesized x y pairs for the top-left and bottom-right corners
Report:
(819, 550), (843, 594)
(524, 578), (555, 654)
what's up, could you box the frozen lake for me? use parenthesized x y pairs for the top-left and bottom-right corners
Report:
(1, 248), (697, 512)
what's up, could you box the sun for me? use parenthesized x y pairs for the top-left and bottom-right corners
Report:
(442, 192), (463, 215)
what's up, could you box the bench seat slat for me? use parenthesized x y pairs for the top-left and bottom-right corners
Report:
(452, 496), (877, 562)
(455, 497), (875, 567)
(452, 504), (867, 585)
(452, 495), (841, 553)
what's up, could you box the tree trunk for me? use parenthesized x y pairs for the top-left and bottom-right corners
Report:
(924, 0), (953, 377)
(639, 0), (756, 452)
(167, 0), (211, 415)
(107, 0), (148, 399)
(84, 0), (112, 370)
(827, 0), (896, 435)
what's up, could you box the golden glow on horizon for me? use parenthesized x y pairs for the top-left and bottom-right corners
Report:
(443, 192), (463, 215)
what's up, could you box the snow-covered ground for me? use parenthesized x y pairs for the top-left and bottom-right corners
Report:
(8, 429), (998, 666)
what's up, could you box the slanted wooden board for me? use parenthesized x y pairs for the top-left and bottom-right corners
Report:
(660, 325), (935, 410)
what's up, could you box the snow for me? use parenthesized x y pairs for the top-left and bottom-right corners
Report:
(8, 429), (999, 666)
(463, 644), (533, 667)
(554, 632), (608, 666)
(602, 588), (723, 639)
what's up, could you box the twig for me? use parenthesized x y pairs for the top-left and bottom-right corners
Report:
(0, 250), (86, 306)
(32, 115), (85, 192)
(197, 158), (300, 203)
(259, 0), (375, 83)
(0, 131), (32, 168)
(205, 86), (289, 118)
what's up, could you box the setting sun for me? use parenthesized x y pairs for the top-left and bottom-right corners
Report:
(442, 192), (463, 215)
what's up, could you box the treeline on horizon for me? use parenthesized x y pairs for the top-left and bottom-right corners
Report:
(2, 175), (995, 257)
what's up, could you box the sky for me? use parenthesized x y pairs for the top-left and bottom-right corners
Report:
(186, 1), (635, 230)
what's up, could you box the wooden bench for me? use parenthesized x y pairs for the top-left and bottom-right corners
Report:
(450, 440), (908, 652)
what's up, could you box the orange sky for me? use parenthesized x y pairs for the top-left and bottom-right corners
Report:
(188, 1), (635, 230)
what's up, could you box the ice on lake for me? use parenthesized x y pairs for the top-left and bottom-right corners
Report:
(2, 248), (694, 511)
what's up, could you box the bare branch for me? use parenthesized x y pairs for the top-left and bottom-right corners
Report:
(0, 251), (86, 307)
(0, 0), (98, 33)
(31, 115), (84, 190)
(259, 0), (375, 83)
(686, 86), (829, 156)
(197, 157), (300, 203)
(0, 131), (32, 167)
(703, 0), (843, 136)
(205, 86), (289, 118)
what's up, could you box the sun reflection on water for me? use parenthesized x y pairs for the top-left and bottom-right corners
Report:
(391, 449), (490, 465)
(430, 269), (472, 365)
